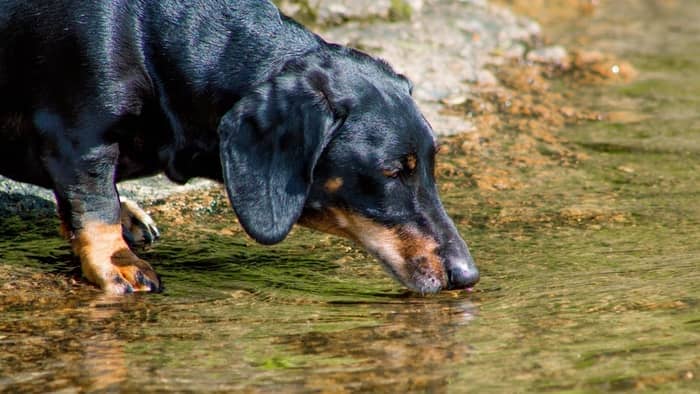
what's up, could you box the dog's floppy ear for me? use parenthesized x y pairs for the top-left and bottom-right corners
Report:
(218, 68), (346, 244)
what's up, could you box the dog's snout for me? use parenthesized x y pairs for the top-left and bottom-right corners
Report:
(446, 260), (480, 290)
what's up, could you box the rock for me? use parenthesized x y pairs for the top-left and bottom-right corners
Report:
(476, 70), (499, 86)
(526, 45), (569, 67)
(117, 175), (218, 202)
(275, 0), (424, 25)
(0, 179), (54, 215)
(319, 0), (543, 134)
(0, 174), (218, 217)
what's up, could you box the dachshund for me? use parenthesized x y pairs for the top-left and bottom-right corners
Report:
(0, 0), (479, 294)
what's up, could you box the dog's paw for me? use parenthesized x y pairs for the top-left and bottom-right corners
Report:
(120, 197), (160, 247)
(106, 249), (162, 293)
(75, 223), (163, 294)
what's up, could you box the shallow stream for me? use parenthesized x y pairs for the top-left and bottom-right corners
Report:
(1, 1), (699, 392)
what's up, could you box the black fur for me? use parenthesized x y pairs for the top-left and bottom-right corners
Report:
(0, 0), (479, 292)
(219, 60), (347, 244)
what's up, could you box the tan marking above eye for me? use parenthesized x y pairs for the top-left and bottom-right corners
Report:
(406, 153), (417, 171)
(324, 177), (344, 193)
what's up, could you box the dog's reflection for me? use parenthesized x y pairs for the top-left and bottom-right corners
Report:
(275, 298), (478, 393)
(76, 294), (478, 392)
(81, 295), (130, 391)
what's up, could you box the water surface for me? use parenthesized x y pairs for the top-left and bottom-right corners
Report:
(2, 1), (699, 392)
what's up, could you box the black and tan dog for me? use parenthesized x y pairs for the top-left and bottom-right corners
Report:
(0, 0), (479, 294)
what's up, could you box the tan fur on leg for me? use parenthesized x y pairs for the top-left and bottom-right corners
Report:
(73, 222), (160, 294)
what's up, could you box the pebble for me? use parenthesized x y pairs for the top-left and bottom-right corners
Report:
(526, 45), (569, 66)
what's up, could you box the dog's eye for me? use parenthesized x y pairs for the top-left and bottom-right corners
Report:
(405, 153), (417, 172)
(383, 154), (418, 179)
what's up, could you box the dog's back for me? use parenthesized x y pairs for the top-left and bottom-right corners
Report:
(0, 0), (321, 109)
(0, 0), (145, 185)
(0, 0), (321, 185)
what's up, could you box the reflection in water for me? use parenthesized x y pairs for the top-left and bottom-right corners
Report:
(276, 299), (477, 392)
(82, 296), (129, 392)
(0, 287), (154, 392)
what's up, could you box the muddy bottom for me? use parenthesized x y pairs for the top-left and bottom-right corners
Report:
(2, 1), (700, 392)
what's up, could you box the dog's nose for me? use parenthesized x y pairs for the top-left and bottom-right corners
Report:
(447, 262), (480, 290)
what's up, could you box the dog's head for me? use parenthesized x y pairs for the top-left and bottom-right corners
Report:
(218, 48), (479, 293)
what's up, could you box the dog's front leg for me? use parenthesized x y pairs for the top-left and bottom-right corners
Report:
(47, 142), (161, 294)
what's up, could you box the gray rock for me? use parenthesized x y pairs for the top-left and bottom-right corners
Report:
(319, 0), (542, 135)
(276, 0), (424, 25)
(0, 178), (54, 215)
(117, 175), (218, 202)
(526, 45), (569, 66)
(0, 174), (218, 216)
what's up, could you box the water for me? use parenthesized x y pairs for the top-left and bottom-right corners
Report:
(1, 1), (699, 392)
